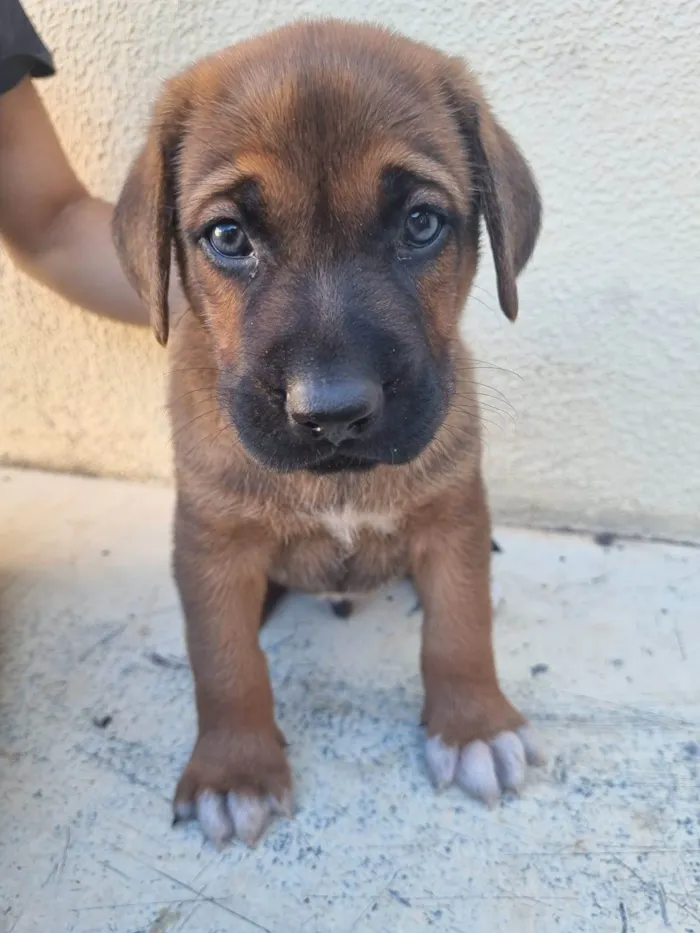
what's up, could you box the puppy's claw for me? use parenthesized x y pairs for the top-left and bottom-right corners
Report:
(172, 799), (195, 825)
(425, 735), (459, 789)
(270, 789), (294, 818)
(518, 725), (547, 767)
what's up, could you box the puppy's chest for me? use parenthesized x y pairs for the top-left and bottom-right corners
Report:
(270, 505), (408, 595)
(313, 506), (398, 548)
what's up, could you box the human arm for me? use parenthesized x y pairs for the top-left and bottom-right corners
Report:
(0, 75), (154, 326)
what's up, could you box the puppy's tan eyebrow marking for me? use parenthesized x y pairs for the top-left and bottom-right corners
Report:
(186, 152), (285, 214)
(188, 172), (255, 218)
(394, 154), (466, 211)
(355, 142), (467, 214)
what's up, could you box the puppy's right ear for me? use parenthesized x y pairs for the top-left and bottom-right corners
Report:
(112, 77), (189, 346)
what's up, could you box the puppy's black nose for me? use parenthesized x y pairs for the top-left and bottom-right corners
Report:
(286, 376), (382, 445)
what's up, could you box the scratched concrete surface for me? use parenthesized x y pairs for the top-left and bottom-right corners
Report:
(1, 467), (699, 933)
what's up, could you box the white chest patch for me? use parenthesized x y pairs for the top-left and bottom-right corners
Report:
(315, 507), (398, 548)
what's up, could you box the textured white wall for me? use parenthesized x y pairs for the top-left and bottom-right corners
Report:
(3, 0), (699, 540)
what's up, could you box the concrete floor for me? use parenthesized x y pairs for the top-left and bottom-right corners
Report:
(1, 467), (699, 933)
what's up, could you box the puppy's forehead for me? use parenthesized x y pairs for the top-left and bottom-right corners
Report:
(177, 24), (470, 219)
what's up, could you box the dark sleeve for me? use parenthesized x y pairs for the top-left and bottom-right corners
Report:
(0, 0), (55, 95)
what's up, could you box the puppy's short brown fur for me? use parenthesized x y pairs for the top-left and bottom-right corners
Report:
(113, 19), (543, 847)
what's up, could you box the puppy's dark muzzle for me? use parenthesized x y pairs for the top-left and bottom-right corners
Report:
(286, 376), (383, 446)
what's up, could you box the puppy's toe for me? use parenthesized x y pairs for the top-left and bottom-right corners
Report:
(425, 735), (459, 789)
(517, 724), (547, 767)
(196, 790), (234, 848)
(227, 793), (272, 847)
(456, 739), (501, 806)
(489, 730), (527, 793)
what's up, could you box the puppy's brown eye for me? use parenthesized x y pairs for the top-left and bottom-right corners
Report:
(206, 221), (252, 259)
(403, 208), (443, 248)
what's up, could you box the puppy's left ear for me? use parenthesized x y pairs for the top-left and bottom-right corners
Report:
(443, 61), (542, 321)
(112, 75), (190, 346)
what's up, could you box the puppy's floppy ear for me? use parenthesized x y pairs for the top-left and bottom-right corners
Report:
(443, 61), (541, 321)
(112, 76), (189, 346)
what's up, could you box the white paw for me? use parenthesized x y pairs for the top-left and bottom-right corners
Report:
(174, 788), (293, 848)
(425, 726), (545, 806)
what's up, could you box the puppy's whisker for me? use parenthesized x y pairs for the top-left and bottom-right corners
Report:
(163, 366), (219, 377)
(451, 392), (515, 414)
(448, 389), (503, 410)
(469, 382), (515, 402)
(449, 404), (509, 429)
(184, 431), (216, 459)
(169, 408), (221, 444)
(467, 293), (500, 316)
(186, 422), (232, 459)
(450, 405), (515, 427)
(170, 304), (197, 334)
(441, 420), (486, 443)
(452, 382), (514, 403)
(471, 284), (499, 303)
(461, 360), (523, 379)
(458, 401), (515, 421)
(169, 386), (218, 405)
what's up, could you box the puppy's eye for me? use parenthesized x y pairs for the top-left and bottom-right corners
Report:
(205, 221), (252, 259)
(403, 208), (443, 248)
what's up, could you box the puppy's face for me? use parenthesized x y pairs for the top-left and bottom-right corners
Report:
(114, 21), (540, 473)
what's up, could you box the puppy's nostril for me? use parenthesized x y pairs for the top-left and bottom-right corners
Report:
(349, 416), (370, 435)
(299, 420), (324, 437)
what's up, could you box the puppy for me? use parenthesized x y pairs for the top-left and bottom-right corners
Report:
(113, 19), (543, 848)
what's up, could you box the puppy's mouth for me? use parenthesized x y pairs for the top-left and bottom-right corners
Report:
(305, 453), (379, 474)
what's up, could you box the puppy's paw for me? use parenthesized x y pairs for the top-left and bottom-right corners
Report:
(173, 728), (293, 848)
(423, 694), (545, 805)
(425, 726), (545, 805)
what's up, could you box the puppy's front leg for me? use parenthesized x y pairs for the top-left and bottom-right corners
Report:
(172, 508), (291, 847)
(410, 474), (544, 806)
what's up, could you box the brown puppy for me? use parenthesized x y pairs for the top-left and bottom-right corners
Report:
(113, 19), (543, 847)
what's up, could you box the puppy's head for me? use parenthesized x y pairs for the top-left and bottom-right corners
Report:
(113, 20), (540, 473)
